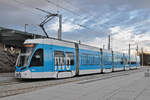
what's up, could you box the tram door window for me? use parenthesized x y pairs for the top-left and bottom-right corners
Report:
(120, 58), (124, 64)
(30, 49), (44, 67)
(54, 51), (65, 66)
(123, 58), (127, 65)
(66, 52), (74, 65)
(54, 51), (65, 70)
(66, 52), (74, 70)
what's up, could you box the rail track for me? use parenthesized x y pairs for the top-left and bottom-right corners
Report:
(0, 81), (21, 86)
(0, 67), (146, 98)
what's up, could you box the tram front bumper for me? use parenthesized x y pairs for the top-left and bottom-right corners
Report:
(15, 70), (31, 79)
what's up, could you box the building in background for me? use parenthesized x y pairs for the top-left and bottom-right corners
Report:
(0, 27), (45, 72)
(0, 27), (44, 54)
(139, 53), (150, 66)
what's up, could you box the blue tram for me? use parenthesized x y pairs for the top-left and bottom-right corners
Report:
(15, 38), (140, 79)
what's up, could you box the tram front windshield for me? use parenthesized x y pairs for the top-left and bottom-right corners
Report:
(16, 44), (35, 67)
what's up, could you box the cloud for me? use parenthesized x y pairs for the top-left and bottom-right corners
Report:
(48, 21), (82, 32)
(85, 25), (150, 53)
(0, 0), (150, 53)
(110, 26), (134, 40)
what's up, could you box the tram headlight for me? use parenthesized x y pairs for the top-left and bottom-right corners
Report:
(16, 72), (21, 78)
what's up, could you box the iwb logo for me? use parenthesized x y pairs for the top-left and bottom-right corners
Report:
(55, 57), (70, 71)
(66, 56), (71, 70)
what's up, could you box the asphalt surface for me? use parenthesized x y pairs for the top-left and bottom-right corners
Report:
(0, 73), (14, 82)
(1, 67), (150, 100)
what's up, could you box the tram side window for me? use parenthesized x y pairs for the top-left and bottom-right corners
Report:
(30, 49), (44, 67)
(114, 55), (118, 63)
(81, 54), (99, 65)
(104, 55), (112, 65)
(131, 62), (136, 64)
(54, 51), (65, 66)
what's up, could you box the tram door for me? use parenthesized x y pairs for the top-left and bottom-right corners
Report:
(65, 52), (74, 71)
(54, 51), (74, 71)
(54, 51), (65, 71)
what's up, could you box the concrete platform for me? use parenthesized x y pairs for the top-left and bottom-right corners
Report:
(1, 68), (150, 100)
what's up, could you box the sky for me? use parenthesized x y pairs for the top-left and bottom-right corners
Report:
(0, 0), (150, 54)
